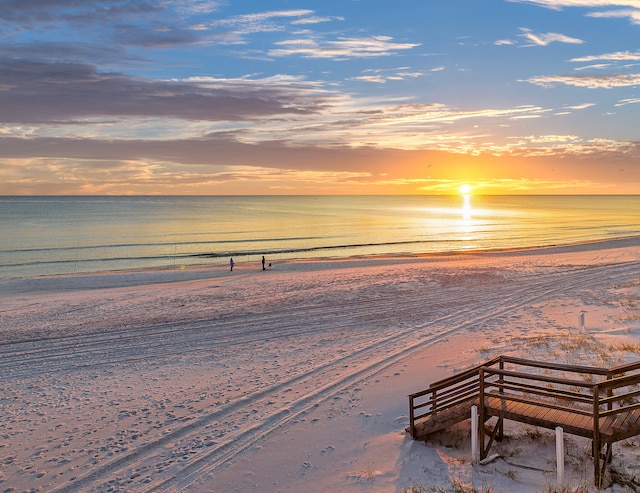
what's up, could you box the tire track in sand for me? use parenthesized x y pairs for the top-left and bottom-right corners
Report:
(43, 260), (639, 492)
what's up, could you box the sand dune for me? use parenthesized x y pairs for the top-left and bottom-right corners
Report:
(1, 237), (640, 492)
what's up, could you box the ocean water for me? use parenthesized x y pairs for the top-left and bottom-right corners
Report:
(1, 195), (639, 280)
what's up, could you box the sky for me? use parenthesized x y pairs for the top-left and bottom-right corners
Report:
(1, 0), (640, 195)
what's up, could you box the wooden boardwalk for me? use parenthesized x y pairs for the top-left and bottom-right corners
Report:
(483, 394), (640, 442)
(408, 356), (640, 487)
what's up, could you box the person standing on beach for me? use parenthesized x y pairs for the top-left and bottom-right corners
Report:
(230, 257), (234, 271)
(261, 256), (266, 271)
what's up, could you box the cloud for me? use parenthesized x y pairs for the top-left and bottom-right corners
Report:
(509, 1), (640, 9)
(564, 103), (596, 109)
(350, 67), (424, 84)
(570, 50), (640, 62)
(0, 41), (126, 64)
(509, 0), (640, 25)
(0, 0), (220, 57)
(574, 63), (613, 70)
(0, 51), (618, 162)
(2, 136), (639, 195)
(519, 28), (584, 46)
(524, 134), (582, 143)
(113, 23), (204, 48)
(351, 75), (387, 84)
(615, 97), (640, 105)
(174, 1), (223, 15)
(0, 59), (335, 124)
(497, 28), (584, 48)
(0, 0), (164, 28)
(524, 72), (640, 87)
(587, 8), (640, 23)
(0, 52), (557, 153)
(268, 36), (421, 59)
(0, 56), (564, 156)
(291, 15), (344, 25)
(207, 9), (315, 35)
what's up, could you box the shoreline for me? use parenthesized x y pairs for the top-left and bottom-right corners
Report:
(2, 234), (639, 295)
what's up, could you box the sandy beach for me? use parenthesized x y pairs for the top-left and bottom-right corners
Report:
(1, 236), (640, 493)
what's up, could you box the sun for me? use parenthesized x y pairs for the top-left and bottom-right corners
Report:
(459, 184), (472, 194)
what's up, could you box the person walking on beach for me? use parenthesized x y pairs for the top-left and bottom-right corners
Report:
(230, 257), (234, 271)
(262, 256), (266, 271)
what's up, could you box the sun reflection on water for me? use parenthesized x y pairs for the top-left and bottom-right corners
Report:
(462, 193), (472, 221)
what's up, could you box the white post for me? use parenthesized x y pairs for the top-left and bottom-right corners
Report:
(579, 311), (586, 333)
(556, 426), (565, 488)
(471, 405), (479, 465)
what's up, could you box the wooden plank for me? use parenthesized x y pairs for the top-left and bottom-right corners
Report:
(501, 355), (610, 376)
(565, 409), (588, 429)
(610, 360), (640, 374)
(626, 408), (640, 427)
(604, 408), (640, 441)
(599, 417), (614, 438)
(545, 407), (561, 423)
(560, 410), (578, 428)
(536, 404), (554, 421)
(521, 402), (538, 419)
(565, 414), (592, 436)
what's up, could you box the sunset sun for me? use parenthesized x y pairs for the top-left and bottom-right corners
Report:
(459, 184), (472, 194)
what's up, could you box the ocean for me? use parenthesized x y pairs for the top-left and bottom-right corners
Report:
(1, 195), (639, 280)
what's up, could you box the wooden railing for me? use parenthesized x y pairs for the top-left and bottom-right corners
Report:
(408, 356), (501, 438)
(408, 356), (640, 486)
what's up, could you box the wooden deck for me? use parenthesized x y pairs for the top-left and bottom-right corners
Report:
(408, 356), (640, 487)
(484, 394), (640, 441)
